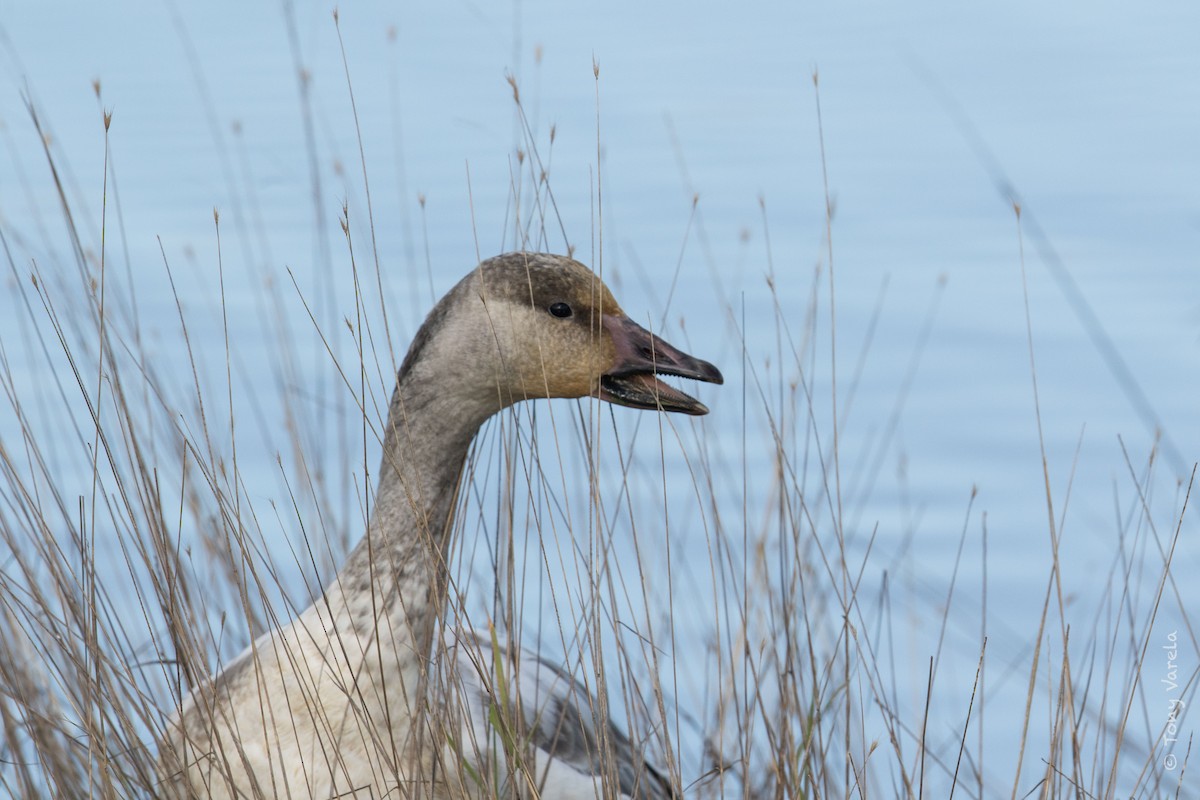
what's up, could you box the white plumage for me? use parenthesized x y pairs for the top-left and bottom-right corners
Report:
(440, 628), (674, 799)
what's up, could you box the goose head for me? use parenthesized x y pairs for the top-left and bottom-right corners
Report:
(405, 253), (722, 417)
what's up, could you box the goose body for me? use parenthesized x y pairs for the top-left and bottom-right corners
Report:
(158, 253), (721, 799)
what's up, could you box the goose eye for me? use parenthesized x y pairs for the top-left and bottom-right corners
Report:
(548, 302), (573, 319)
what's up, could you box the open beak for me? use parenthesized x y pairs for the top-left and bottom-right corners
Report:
(598, 315), (723, 415)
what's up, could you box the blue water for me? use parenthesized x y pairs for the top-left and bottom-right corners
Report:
(2, 1), (1197, 796)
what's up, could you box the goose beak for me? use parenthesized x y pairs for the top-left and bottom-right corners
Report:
(598, 315), (723, 415)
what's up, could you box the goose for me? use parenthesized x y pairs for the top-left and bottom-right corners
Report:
(158, 252), (722, 799)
